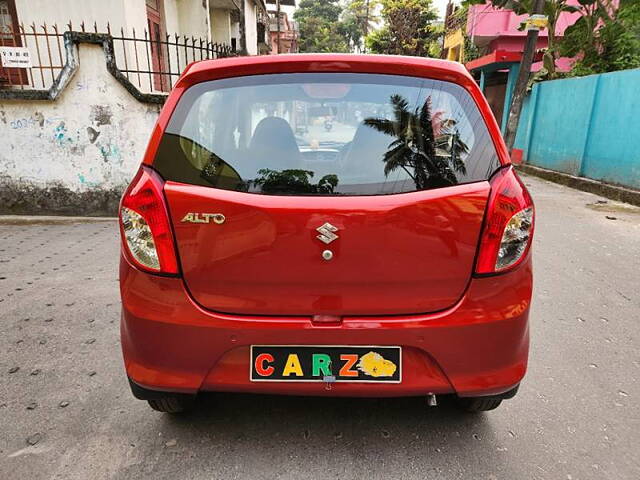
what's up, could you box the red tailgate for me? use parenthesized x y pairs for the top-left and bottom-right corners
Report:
(165, 181), (489, 316)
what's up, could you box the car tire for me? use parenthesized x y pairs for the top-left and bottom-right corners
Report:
(147, 396), (195, 413)
(456, 396), (503, 412)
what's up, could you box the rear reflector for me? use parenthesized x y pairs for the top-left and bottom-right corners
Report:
(119, 167), (179, 275)
(475, 167), (534, 275)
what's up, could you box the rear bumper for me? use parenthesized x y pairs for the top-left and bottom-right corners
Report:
(120, 254), (532, 398)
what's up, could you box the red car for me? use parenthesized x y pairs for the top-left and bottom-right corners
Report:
(119, 54), (534, 413)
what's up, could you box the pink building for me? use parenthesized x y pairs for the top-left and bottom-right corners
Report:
(265, 0), (298, 55)
(466, 1), (582, 54)
(268, 9), (298, 54)
(458, 1), (583, 132)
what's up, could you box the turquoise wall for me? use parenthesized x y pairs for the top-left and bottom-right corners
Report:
(514, 69), (640, 190)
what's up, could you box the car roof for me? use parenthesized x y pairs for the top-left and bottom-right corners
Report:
(177, 54), (475, 90)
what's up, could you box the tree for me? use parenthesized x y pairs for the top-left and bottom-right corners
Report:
(365, 0), (441, 57)
(561, 0), (640, 75)
(534, 0), (580, 79)
(363, 95), (468, 189)
(252, 169), (339, 194)
(464, 0), (639, 76)
(294, 0), (350, 53)
(341, 0), (381, 52)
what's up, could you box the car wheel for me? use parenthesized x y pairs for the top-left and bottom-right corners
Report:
(147, 396), (195, 413)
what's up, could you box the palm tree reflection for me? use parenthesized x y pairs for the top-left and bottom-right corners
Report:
(364, 95), (468, 189)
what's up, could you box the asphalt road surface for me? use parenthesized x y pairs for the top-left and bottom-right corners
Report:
(1, 174), (639, 480)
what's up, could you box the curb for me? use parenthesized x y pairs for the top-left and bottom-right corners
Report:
(515, 164), (640, 207)
(0, 216), (116, 225)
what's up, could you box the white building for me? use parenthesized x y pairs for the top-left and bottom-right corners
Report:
(208, 0), (271, 55)
(2, 0), (269, 55)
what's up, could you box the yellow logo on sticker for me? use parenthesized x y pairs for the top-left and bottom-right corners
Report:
(357, 351), (397, 377)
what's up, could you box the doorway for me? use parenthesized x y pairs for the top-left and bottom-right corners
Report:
(146, 0), (168, 92)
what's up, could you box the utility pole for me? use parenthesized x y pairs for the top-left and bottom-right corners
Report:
(239, 0), (248, 55)
(364, 0), (370, 35)
(503, 0), (545, 151)
(276, 0), (281, 54)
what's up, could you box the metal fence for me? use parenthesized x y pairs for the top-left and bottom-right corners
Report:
(0, 22), (235, 94)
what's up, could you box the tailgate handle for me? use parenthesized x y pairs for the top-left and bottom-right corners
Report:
(312, 315), (342, 325)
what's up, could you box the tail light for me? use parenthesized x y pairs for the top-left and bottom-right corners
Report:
(475, 167), (534, 275)
(119, 166), (179, 275)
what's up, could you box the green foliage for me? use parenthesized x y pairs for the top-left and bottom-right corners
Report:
(467, 0), (578, 81)
(342, 0), (382, 52)
(465, 0), (640, 77)
(464, 34), (481, 62)
(293, 0), (350, 53)
(365, 0), (441, 57)
(365, 27), (394, 54)
(252, 169), (339, 194)
(563, 0), (640, 75)
(611, 1), (640, 70)
(428, 22), (444, 57)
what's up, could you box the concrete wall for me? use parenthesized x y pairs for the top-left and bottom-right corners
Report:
(231, 16), (240, 47)
(177, 0), (211, 40)
(15, 0), (211, 39)
(514, 68), (640, 190)
(244, 0), (257, 55)
(13, 0), (218, 94)
(211, 8), (232, 44)
(0, 42), (161, 215)
(14, 0), (145, 34)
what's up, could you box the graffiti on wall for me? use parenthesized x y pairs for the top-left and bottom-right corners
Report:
(0, 47), (161, 194)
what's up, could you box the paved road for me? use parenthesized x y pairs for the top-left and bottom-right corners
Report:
(1, 175), (639, 480)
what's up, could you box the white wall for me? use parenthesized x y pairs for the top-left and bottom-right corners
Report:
(210, 8), (231, 45)
(14, 0), (180, 94)
(14, 0), (145, 35)
(177, 0), (210, 39)
(244, 0), (257, 55)
(163, 0), (181, 36)
(231, 17), (240, 48)
(0, 43), (160, 193)
(15, 0), (210, 39)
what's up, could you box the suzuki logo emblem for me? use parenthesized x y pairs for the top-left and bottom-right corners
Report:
(316, 222), (339, 244)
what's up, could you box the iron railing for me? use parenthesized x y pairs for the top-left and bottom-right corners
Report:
(0, 23), (65, 90)
(0, 22), (235, 93)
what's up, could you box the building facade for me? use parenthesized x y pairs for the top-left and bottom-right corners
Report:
(443, 0), (582, 133)
(268, 9), (298, 54)
(2, 0), (270, 56)
(442, 2), (466, 64)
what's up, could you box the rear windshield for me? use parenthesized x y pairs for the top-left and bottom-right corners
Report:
(153, 73), (500, 195)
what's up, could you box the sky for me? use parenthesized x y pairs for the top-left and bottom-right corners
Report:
(434, 0), (454, 20)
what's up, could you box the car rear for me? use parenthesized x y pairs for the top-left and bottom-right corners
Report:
(118, 55), (534, 412)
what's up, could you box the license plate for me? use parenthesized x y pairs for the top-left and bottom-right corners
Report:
(250, 345), (402, 383)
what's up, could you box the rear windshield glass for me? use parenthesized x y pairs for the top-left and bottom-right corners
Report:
(154, 73), (500, 195)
